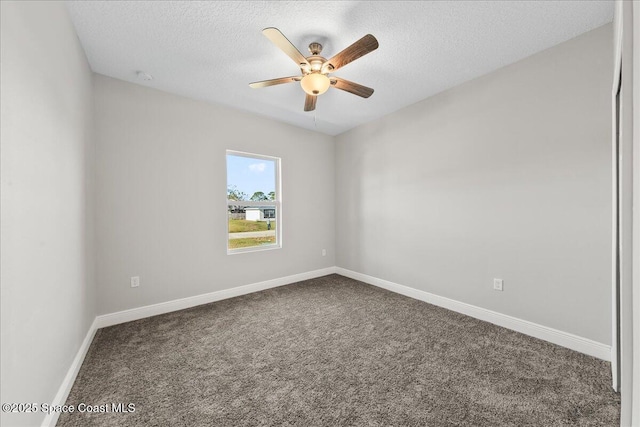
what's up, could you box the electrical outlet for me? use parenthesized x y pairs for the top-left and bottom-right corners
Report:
(322, 249), (326, 257)
(131, 276), (140, 288)
(493, 278), (503, 291)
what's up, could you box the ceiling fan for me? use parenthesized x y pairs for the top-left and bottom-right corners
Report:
(249, 28), (379, 112)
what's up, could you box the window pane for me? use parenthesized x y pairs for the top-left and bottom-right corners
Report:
(226, 152), (279, 252)
(228, 206), (277, 250)
(226, 154), (276, 202)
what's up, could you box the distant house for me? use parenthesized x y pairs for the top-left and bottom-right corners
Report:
(245, 207), (276, 222)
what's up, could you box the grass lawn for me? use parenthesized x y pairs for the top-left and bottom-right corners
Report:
(228, 237), (276, 249)
(228, 219), (276, 233)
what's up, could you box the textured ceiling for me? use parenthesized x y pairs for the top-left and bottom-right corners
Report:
(66, 1), (613, 135)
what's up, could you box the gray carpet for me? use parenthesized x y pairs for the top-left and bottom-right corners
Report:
(57, 274), (619, 426)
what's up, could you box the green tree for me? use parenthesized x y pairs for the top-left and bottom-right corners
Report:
(250, 191), (268, 201)
(227, 185), (247, 201)
(268, 191), (276, 200)
(228, 185), (248, 213)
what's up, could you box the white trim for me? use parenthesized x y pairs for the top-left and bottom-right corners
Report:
(611, 87), (620, 390)
(630, 1), (640, 424)
(226, 149), (282, 255)
(613, 0), (623, 93)
(96, 267), (336, 328)
(226, 243), (281, 255)
(335, 268), (611, 361)
(229, 201), (278, 207)
(43, 267), (335, 426)
(43, 266), (614, 427)
(41, 318), (99, 427)
(611, 0), (624, 393)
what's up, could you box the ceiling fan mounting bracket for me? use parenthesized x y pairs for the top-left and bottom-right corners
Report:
(308, 42), (323, 55)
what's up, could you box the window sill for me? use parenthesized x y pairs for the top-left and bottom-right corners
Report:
(227, 244), (281, 255)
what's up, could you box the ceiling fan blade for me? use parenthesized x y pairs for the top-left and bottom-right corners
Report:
(249, 76), (300, 89)
(262, 27), (310, 68)
(331, 77), (374, 98)
(304, 94), (317, 111)
(322, 34), (378, 73)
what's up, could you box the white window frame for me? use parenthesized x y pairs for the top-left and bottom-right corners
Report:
(226, 150), (281, 254)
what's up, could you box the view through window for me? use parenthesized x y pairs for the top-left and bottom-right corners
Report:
(226, 151), (280, 253)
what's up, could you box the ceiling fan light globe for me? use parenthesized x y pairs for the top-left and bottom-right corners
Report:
(301, 73), (330, 96)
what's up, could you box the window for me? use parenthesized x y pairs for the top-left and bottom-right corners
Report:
(226, 151), (281, 253)
(263, 209), (275, 219)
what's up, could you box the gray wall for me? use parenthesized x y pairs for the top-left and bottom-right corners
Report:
(0, 4), (614, 422)
(335, 24), (613, 345)
(93, 75), (335, 315)
(0, 2), (96, 426)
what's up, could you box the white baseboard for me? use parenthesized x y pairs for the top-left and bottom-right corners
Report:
(96, 267), (337, 328)
(41, 318), (98, 427)
(335, 267), (611, 361)
(43, 265), (609, 427)
(43, 267), (336, 426)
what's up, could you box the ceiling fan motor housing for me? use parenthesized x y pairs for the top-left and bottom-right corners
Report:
(305, 55), (327, 73)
